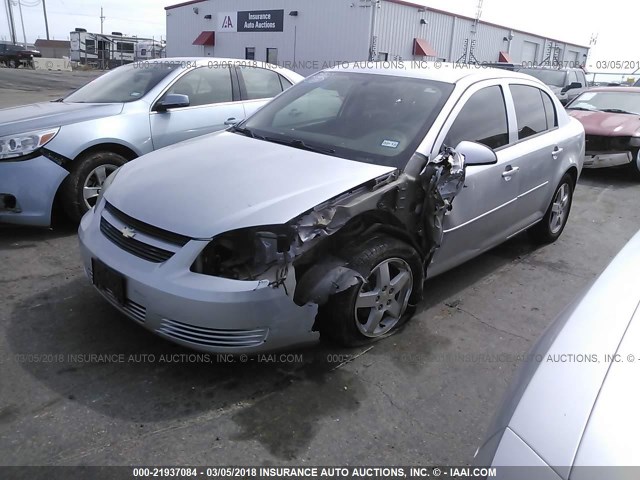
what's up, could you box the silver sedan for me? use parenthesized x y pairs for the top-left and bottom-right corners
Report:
(0, 58), (302, 226)
(79, 62), (585, 353)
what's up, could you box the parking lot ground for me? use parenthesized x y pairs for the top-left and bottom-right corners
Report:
(0, 68), (103, 108)
(1, 71), (640, 467)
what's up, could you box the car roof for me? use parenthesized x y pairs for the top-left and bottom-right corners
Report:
(584, 86), (640, 93)
(518, 66), (582, 72)
(328, 61), (545, 86)
(141, 57), (303, 80)
(143, 57), (279, 69)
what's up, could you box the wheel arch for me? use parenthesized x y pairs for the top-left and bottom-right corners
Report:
(51, 143), (138, 222)
(331, 209), (425, 259)
(565, 166), (579, 188)
(72, 142), (139, 166)
(293, 209), (425, 308)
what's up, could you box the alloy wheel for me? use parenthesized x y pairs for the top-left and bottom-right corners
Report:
(354, 258), (414, 338)
(83, 164), (118, 209)
(549, 183), (571, 234)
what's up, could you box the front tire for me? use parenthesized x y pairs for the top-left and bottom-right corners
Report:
(318, 235), (423, 347)
(528, 173), (574, 244)
(62, 151), (127, 222)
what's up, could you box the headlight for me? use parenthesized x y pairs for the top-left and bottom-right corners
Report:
(95, 166), (121, 208)
(191, 226), (295, 280)
(0, 127), (60, 160)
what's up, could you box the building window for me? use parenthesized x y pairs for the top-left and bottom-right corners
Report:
(377, 52), (389, 61)
(266, 48), (278, 65)
(245, 47), (255, 60)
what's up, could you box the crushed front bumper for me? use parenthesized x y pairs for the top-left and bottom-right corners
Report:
(583, 151), (632, 169)
(78, 203), (319, 354)
(0, 155), (69, 226)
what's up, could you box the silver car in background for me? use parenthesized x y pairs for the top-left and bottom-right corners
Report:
(474, 230), (640, 479)
(0, 58), (302, 226)
(79, 63), (585, 353)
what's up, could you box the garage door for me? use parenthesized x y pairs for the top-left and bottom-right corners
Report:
(521, 41), (538, 63)
(568, 50), (580, 66)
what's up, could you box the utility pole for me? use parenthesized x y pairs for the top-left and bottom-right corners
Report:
(42, 0), (50, 40)
(100, 7), (105, 34)
(6, 0), (17, 44)
(16, 0), (27, 46)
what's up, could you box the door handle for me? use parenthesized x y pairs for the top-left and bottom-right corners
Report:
(502, 166), (520, 179)
(552, 147), (564, 159)
(224, 117), (239, 126)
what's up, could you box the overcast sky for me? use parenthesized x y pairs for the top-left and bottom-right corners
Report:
(0, 0), (635, 76)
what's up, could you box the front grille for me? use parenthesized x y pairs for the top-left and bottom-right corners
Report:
(585, 135), (631, 152)
(89, 265), (146, 324)
(101, 217), (174, 263)
(158, 318), (268, 348)
(105, 202), (190, 246)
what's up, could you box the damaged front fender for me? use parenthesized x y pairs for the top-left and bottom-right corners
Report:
(292, 256), (365, 306)
(418, 146), (466, 257)
(194, 152), (467, 313)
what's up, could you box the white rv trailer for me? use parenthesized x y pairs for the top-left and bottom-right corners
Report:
(70, 29), (164, 68)
(135, 41), (166, 60)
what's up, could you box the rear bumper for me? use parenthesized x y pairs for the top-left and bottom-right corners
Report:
(0, 155), (68, 226)
(583, 151), (632, 169)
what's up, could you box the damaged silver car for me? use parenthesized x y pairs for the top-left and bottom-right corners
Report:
(78, 63), (585, 352)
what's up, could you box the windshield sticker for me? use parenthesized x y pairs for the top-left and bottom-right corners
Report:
(578, 92), (596, 101)
(381, 140), (400, 148)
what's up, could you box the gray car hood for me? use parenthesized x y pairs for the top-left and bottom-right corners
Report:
(106, 131), (397, 239)
(500, 231), (640, 478)
(0, 101), (124, 136)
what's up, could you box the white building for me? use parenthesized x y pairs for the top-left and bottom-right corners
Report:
(165, 0), (589, 76)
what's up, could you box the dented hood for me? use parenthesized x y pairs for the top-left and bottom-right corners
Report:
(105, 131), (397, 239)
(568, 109), (640, 137)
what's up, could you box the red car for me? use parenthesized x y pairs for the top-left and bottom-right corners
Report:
(566, 87), (640, 177)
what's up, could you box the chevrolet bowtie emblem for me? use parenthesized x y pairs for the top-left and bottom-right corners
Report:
(120, 226), (136, 239)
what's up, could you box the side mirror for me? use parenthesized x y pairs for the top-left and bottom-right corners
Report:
(455, 140), (498, 166)
(155, 93), (190, 112)
(562, 82), (582, 94)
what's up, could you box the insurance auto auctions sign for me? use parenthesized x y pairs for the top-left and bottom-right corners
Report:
(217, 10), (284, 33)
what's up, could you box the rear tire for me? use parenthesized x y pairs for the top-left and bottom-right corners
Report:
(62, 151), (127, 223)
(318, 235), (423, 347)
(8, 59), (17, 68)
(528, 173), (574, 244)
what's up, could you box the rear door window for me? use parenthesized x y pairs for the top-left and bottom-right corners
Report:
(509, 85), (549, 140)
(238, 66), (284, 100)
(540, 90), (557, 129)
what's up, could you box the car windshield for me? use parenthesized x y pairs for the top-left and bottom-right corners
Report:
(567, 91), (640, 115)
(518, 68), (567, 88)
(64, 63), (180, 103)
(238, 71), (454, 168)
